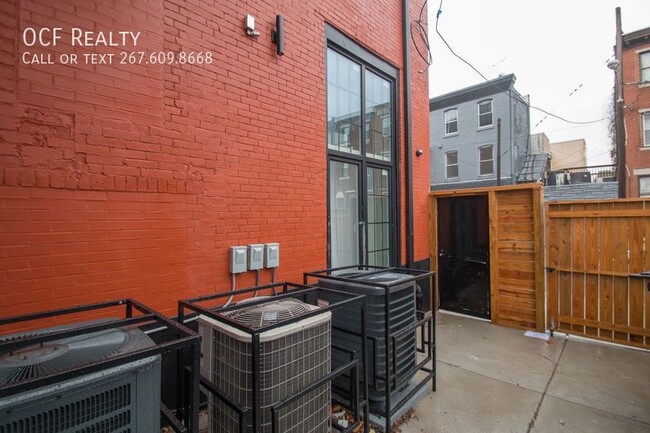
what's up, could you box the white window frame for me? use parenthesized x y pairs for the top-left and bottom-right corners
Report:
(478, 145), (494, 176)
(641, 51), (650, 83)
(444, 109), (458, 136)
(640, 111), (650, 148)
(477, 99), (493, 129)
(445, 151), (459, 179)
(639, 176), (650, 197)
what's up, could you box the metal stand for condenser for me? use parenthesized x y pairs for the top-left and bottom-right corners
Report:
(0, 299), (201, 433)
(178, 282), (370, 433)
(304, 265), (436, 433)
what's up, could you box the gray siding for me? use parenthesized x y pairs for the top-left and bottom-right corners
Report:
(544, 183), (619, 201)
(430, 91), (528, 187)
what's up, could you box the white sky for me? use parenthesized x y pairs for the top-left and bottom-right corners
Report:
(427, 0), (650, 165)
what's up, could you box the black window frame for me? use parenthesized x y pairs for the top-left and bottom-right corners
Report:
(325, 24), (400, 268)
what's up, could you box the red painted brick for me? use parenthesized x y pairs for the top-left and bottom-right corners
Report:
(621, 37), (650, 197)
(0, 0), (430, 328)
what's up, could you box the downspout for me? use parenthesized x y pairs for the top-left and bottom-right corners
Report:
(402, 0), (414, 267)
(508, 87), (517, 185)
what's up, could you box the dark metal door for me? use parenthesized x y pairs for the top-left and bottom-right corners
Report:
(437, 195), (490, 319)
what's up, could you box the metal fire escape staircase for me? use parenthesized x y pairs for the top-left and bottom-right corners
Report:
(517, 153), (550, 183)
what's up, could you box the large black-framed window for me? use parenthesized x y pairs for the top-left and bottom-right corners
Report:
(326, 25), (399, 268)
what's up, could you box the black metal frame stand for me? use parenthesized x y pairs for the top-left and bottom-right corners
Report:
(303, 265), (436, 433)
(0, 299), (201, 433)
(178, 282), (370, 433)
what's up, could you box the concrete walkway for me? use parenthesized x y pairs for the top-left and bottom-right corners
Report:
(400, 312), (650, 433)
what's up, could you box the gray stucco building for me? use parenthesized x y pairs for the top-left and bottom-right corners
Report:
(429, 74), (530, 190)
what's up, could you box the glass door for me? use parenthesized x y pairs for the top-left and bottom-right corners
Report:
(329, 160), (360, 268)
(367, 167), (390, 266)
(326, 46), (396, 268)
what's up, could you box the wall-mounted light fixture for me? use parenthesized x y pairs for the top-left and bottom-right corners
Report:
(415, 148), (423, 157)
(271, 15), (285, 55)
(244, 14), (260, 37)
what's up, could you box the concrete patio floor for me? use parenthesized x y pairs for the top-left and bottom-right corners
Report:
(399, 312), (650, 433)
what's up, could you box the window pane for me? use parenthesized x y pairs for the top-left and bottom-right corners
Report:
(365, 70), (392, 161)
(367, 167), (390, 266)
(479, 146), (492, 160)
(644, 112), (650, 147)
(640, 176), (650, 197)
(445, 109), (458, 135)
(641, 52), (650, 68)
(479, 145), (493, 175)
(330, 161), (359, 267)
(478, 101), (492, 127)
(641, 52), (650, 81)
(327, 49), (361, 154)
(446, 151), (458, 178)
(480, 161), (493, 175)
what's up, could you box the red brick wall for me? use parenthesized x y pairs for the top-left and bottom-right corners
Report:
(0, 0), (430, 324)
(622, 41), (650, 197)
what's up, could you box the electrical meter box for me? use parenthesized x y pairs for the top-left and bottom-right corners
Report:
(230, 246), (247, 274)
(265, 243), (280, 268)
(248, 244), (264, 270)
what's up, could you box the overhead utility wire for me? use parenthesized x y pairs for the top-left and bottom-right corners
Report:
(411, 0), (432, 68)
(434, 0), (608, 126)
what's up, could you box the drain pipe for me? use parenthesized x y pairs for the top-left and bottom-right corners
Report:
(402, 0), (414, 268)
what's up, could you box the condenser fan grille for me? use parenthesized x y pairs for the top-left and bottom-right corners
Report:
(222, 299), (312, 328)
(0, 329), (131, 384)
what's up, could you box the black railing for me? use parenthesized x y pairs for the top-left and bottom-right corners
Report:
(545, 164), (617, 186)
(303, 265), (436, 433)
(0, 299), (201, 433)
(178, 282), (370, 433)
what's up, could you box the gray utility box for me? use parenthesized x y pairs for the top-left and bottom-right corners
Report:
(316, 269), (417, 403)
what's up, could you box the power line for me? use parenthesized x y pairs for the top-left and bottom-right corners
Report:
(434, 0), (609, 126)
(411, 0), (432, 68)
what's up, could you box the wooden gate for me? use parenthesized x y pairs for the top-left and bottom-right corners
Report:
(430, 184), (545, 331)
(546, 200), (650, 349)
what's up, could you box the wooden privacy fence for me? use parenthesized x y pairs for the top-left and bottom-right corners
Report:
(546, 199), (650, 349)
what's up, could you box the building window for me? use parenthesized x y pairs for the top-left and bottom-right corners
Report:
(478, 100), (493, 128)
(641, 51), (650, 83)
(478, 145), (494, 175)
(446, 151), (459, 179)
(644, 112), (650, 147)
(640, 176), (650, 197)
(325, 26), (398, 269)
(444, 109), (458, 135)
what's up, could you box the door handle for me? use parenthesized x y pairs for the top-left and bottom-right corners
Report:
(359, 221), (366, 265)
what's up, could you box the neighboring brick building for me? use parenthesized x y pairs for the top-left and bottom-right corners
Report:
(0, 0), (430, 323)
(620, 26), (650, 197)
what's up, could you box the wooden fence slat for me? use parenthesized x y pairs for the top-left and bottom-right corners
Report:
(629, 278), (644, 345)
(600, 276), (614, 340)
(613, 276), (629, 342)
(585, 274), (599, 337)
(572, 272), (586, 335)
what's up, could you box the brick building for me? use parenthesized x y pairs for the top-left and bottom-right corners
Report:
(0, 0), (431, 324)
(620, 26), (650, 197)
